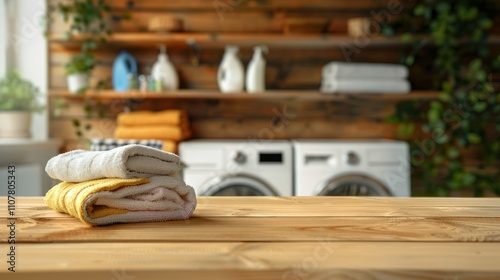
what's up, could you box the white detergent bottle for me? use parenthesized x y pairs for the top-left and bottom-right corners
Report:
(246, 46), (268, 93)
(218, 46), (244, 93)
(152, 45), (179, 91)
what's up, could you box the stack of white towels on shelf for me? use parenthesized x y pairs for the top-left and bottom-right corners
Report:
(320, 62), (411, 94)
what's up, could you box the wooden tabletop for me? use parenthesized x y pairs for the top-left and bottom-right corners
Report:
(1, 196), (500, 279)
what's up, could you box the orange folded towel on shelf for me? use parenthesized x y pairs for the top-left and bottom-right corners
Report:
(114, 110), (192, 153)
(162, 140), (178, 154)
(117, 110), (188, 126)
(114, 125), (192, 142)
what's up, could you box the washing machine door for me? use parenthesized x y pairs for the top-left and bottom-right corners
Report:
(202, 174), (278, 196)
(317, 174), (392, 196)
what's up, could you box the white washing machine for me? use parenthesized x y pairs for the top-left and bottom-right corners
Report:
(293, 140), (410, 196)
(179, 140), (293, 196)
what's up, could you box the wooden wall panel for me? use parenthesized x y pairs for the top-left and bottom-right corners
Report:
(49, 117), (400, 142)
(49, 0), (413, 34)
(50, 119), (117, 141)
(191, 118), (400, 140)
(108, 0), (402, 10)
(105, 11), (387, 34)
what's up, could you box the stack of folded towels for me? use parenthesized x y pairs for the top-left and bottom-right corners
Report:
(320, 62), (411, 94)
(44, 145), (197, 226)
(114, 110), (192, 153)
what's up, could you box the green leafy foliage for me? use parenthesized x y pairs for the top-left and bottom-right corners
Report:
(49, 0), (111, 44)
(0, 71), (45, 112)
(47, 0), (129, 141)
(65, 52), (95, 75)
(49, 0), (111, 77)
(389, 0), (500, 196)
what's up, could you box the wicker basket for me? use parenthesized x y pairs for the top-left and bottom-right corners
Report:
(347, 17), (372, 37)
(148, 16), (183, 32)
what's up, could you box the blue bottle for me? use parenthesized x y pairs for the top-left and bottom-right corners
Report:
(112, 51), (138, 92)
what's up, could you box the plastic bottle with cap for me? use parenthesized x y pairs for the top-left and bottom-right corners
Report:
(246, 46), (268, 93)
(217, 45), (245, 93)
(151, 45), (179, 91)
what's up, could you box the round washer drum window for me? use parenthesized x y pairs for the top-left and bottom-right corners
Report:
(202, 175), (277, 196)
(209, 185), (267, 196)
(318, 175), (392, 196)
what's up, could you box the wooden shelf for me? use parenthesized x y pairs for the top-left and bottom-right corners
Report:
(48, 33), (500, 48)
(48, 33), (412, 48)
(49, 89), (441, 101)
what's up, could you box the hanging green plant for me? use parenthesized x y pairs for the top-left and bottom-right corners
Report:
(48, 0), (111, 50)
(387, 0), (500, 196)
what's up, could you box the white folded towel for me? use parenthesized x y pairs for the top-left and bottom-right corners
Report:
(44, 176), (197, 226)
(322, 62), (409, 79)
(45, 144), (181, 182)
(320, 79), (411, 94)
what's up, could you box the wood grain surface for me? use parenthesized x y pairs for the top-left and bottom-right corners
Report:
(1, 197), (500, 279)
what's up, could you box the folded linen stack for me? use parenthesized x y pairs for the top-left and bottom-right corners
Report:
(44, 145), (197, 226)
(320, 62), (411, 94)
(114, 110), (192, 153)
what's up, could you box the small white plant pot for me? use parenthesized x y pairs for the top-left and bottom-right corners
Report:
(0, 111), (32, 138)
(67, 73), (89, 93)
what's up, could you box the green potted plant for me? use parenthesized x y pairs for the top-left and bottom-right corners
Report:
(0, 71), (45, 138)
(66, 52), (95, 94)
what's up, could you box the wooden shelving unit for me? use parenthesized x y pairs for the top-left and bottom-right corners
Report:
(49, 89), (441, 102)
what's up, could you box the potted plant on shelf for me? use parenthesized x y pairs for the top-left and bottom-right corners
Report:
(66, 52), (95, 94)
(0, 71), (45, 138)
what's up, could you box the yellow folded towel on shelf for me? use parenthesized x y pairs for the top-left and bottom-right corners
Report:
(117, 110), (188, 126)
(114, 125), (192, 141)
(45, 176), (197, 226)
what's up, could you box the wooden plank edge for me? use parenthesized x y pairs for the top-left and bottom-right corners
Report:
(2, 242), (500, 277)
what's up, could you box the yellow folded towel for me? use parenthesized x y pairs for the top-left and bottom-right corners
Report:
(117, 110), (188, 126)
(115, 125), (192, 141)
(45, 176), (197, 226)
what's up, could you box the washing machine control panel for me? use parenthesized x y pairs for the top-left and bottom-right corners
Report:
(231, 151), (284, 165)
